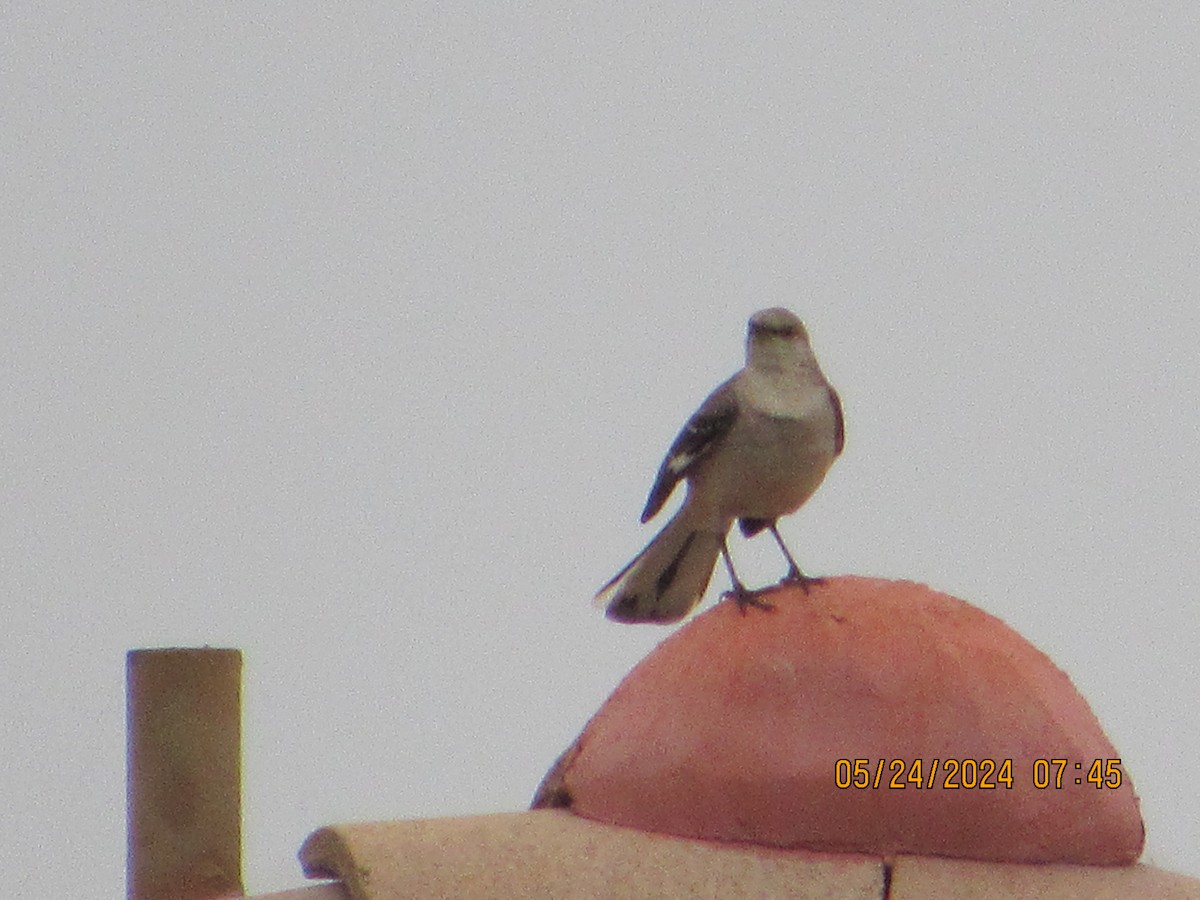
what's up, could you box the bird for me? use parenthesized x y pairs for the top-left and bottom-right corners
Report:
(595, 307), (844, 624)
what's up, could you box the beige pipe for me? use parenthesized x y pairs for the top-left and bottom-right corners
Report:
(127, 648), (243, 899)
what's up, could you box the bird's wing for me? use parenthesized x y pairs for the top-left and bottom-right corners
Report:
(828, 384), (845, 456)
(640, 377), (739, 523)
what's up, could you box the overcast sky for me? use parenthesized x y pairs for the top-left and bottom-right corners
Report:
(3, 3), (1198, 895)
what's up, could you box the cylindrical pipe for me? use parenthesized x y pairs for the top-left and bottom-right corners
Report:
(127, 648), (243, 899)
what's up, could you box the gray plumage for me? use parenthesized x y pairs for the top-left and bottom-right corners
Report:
(595, 308), (843, 624)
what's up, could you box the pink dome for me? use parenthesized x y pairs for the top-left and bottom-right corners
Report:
(537, 576), (1143, 865)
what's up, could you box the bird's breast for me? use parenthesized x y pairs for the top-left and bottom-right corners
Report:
(689, 409), (837, 524)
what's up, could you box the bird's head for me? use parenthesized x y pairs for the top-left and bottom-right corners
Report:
(746, 307), (812, 368)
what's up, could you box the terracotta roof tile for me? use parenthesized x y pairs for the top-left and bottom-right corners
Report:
(536, 577), (1143, 864)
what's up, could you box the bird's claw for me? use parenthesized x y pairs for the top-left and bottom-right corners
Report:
(722, 587), (776, 615)
(782, 569), (826, 594)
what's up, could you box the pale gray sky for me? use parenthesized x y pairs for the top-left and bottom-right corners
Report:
(3, 3), (1197, 895)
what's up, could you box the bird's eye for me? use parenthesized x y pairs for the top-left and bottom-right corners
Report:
(756, 324), (796, 338)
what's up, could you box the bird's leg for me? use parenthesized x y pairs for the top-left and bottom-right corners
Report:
(769, 524), (825, 593)
(720, 537), (774, 614)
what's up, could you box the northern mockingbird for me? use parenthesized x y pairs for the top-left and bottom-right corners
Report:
(595, 308), (844, 624)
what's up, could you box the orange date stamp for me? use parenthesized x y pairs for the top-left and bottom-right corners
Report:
(834, 758), (1124, 790)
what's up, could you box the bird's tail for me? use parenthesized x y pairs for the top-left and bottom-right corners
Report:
(594, 510), (723, 624)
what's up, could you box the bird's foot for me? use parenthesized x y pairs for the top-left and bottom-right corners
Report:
(722, 586), (776, 615)
(782, 568), (826, 594)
